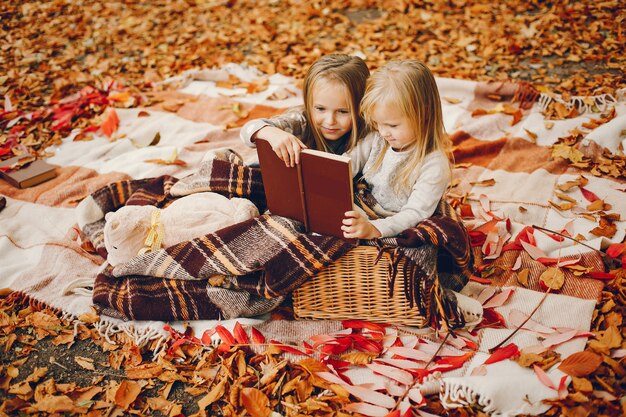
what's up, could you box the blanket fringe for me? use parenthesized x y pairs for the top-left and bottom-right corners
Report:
(3, 290), (166, 352)
(441, 380), (496, 414)
(537, 91), (619, 114)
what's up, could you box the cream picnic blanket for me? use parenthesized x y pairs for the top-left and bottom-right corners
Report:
(1, 63), (624, 416)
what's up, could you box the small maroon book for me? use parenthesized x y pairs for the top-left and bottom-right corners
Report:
(0, 156), (57, 189)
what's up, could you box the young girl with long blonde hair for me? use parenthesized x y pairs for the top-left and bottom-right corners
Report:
(342, 59), (452, 239)
(240, 54), (370, 167)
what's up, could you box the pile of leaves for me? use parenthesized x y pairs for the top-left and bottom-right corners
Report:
(1, 0), (625, 161)
(1, 268), (624, 417)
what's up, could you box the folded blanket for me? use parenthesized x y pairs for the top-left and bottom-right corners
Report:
(85, 150), (473, 327)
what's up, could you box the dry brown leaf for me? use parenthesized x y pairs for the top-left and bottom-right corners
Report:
(74, 356), (95, 371)
(555, 192), (577, 203)
(78, 307), (100, 324)
(595, 325), (622, 349)
(585, 199), (605, 212)
(197, 378), (227, 410)
(549, 201), (576, 211)
(524, 128), (538, 143)
(114, 380), (142, 410)
(589, 217), (617, 238)
(125, 363), (163, 379)
(33, 395), (83, 413)
(470, 178), (496, 187)
(144, 158), (187, 166)
(557, 351), (603, 377)
(571, 376), (594, 393)
(240, 387), (271, 417)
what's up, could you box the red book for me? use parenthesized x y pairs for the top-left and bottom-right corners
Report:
(256, 139), (354, 241)
(0, 156), (57, 189)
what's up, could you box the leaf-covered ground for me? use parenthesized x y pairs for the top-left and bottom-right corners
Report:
(1, 1), (625, 416)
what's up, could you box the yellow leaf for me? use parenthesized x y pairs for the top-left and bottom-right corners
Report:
(232, 102), (249, 119)
(554, 192), (576, 203)
(596, 325), (622, 349)
(549, 201), (576, 211)
(339, 352), (377, 365)
(517, 268), (530, 287)
(444, 96), (462, 104)
(586, 199), (604, 212)
(539, 267), (564, 291)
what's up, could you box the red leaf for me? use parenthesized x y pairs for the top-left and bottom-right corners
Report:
(344, 402), (390, 417)
(484, 343), (519, 365)
(468, 230), (487, 247)
(533, 364), (557, 390)
(480, 308), (506, 328)
(233, 321), (249, 345)
(606, 243), (626, 259)
(0, 147), (10, 157)
(434, 351), (474, 371)
(341, 385), (396, 408)
(351, 334), (383, 353)
(585, 271), (615, 280)
(214, 324), (236, 345)
(269, 340), (308, 356)
(251, 326), (265, 344)
(323, 358), (351, 371)
(342, 319), (388, 334)
(201, 328), (215, 345)
(384, 411), (401, 417)
(167, 338), (186, 357)
(579, 187), (599, 202)
(366, 363), (414, 385)
(101, 108), (120, 137)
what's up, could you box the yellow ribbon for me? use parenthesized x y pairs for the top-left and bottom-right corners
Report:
(138, 209), (164, 255)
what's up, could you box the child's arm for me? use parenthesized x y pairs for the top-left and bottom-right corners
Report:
(342, 210), (381, 239)
(370, 152), (450, 238)
(240, 109), (307, 167)
(253, 126), (306, 167)
(343, 132), (376, 178)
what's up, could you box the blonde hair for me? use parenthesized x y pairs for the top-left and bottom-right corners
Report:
(360, 59), (451, 193)
(302, 54), (370, 153)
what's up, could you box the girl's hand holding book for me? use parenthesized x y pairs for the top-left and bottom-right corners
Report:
(342, 211), (381, 240)
(254, 126), (306, 167)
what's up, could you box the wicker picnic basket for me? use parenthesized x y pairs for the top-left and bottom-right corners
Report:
(292, 245), (428, 327)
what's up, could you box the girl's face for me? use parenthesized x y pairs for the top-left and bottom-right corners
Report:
(311, 79), (353, 141)
(372, 105), (415, 151)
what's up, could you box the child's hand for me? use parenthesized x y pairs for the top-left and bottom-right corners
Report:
(255, 126), (306, 167)
(342, 211), (382, 240)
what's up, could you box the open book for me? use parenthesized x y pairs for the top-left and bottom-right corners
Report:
(256, 139), (354, 240)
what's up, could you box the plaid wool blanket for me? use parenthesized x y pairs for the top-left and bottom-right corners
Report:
(81, 149), (472, 325)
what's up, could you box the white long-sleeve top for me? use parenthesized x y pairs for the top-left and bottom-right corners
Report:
(345, 133), (451, 238)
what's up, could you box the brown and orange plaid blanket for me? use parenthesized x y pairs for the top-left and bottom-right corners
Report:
(81, 150), (471, 327)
